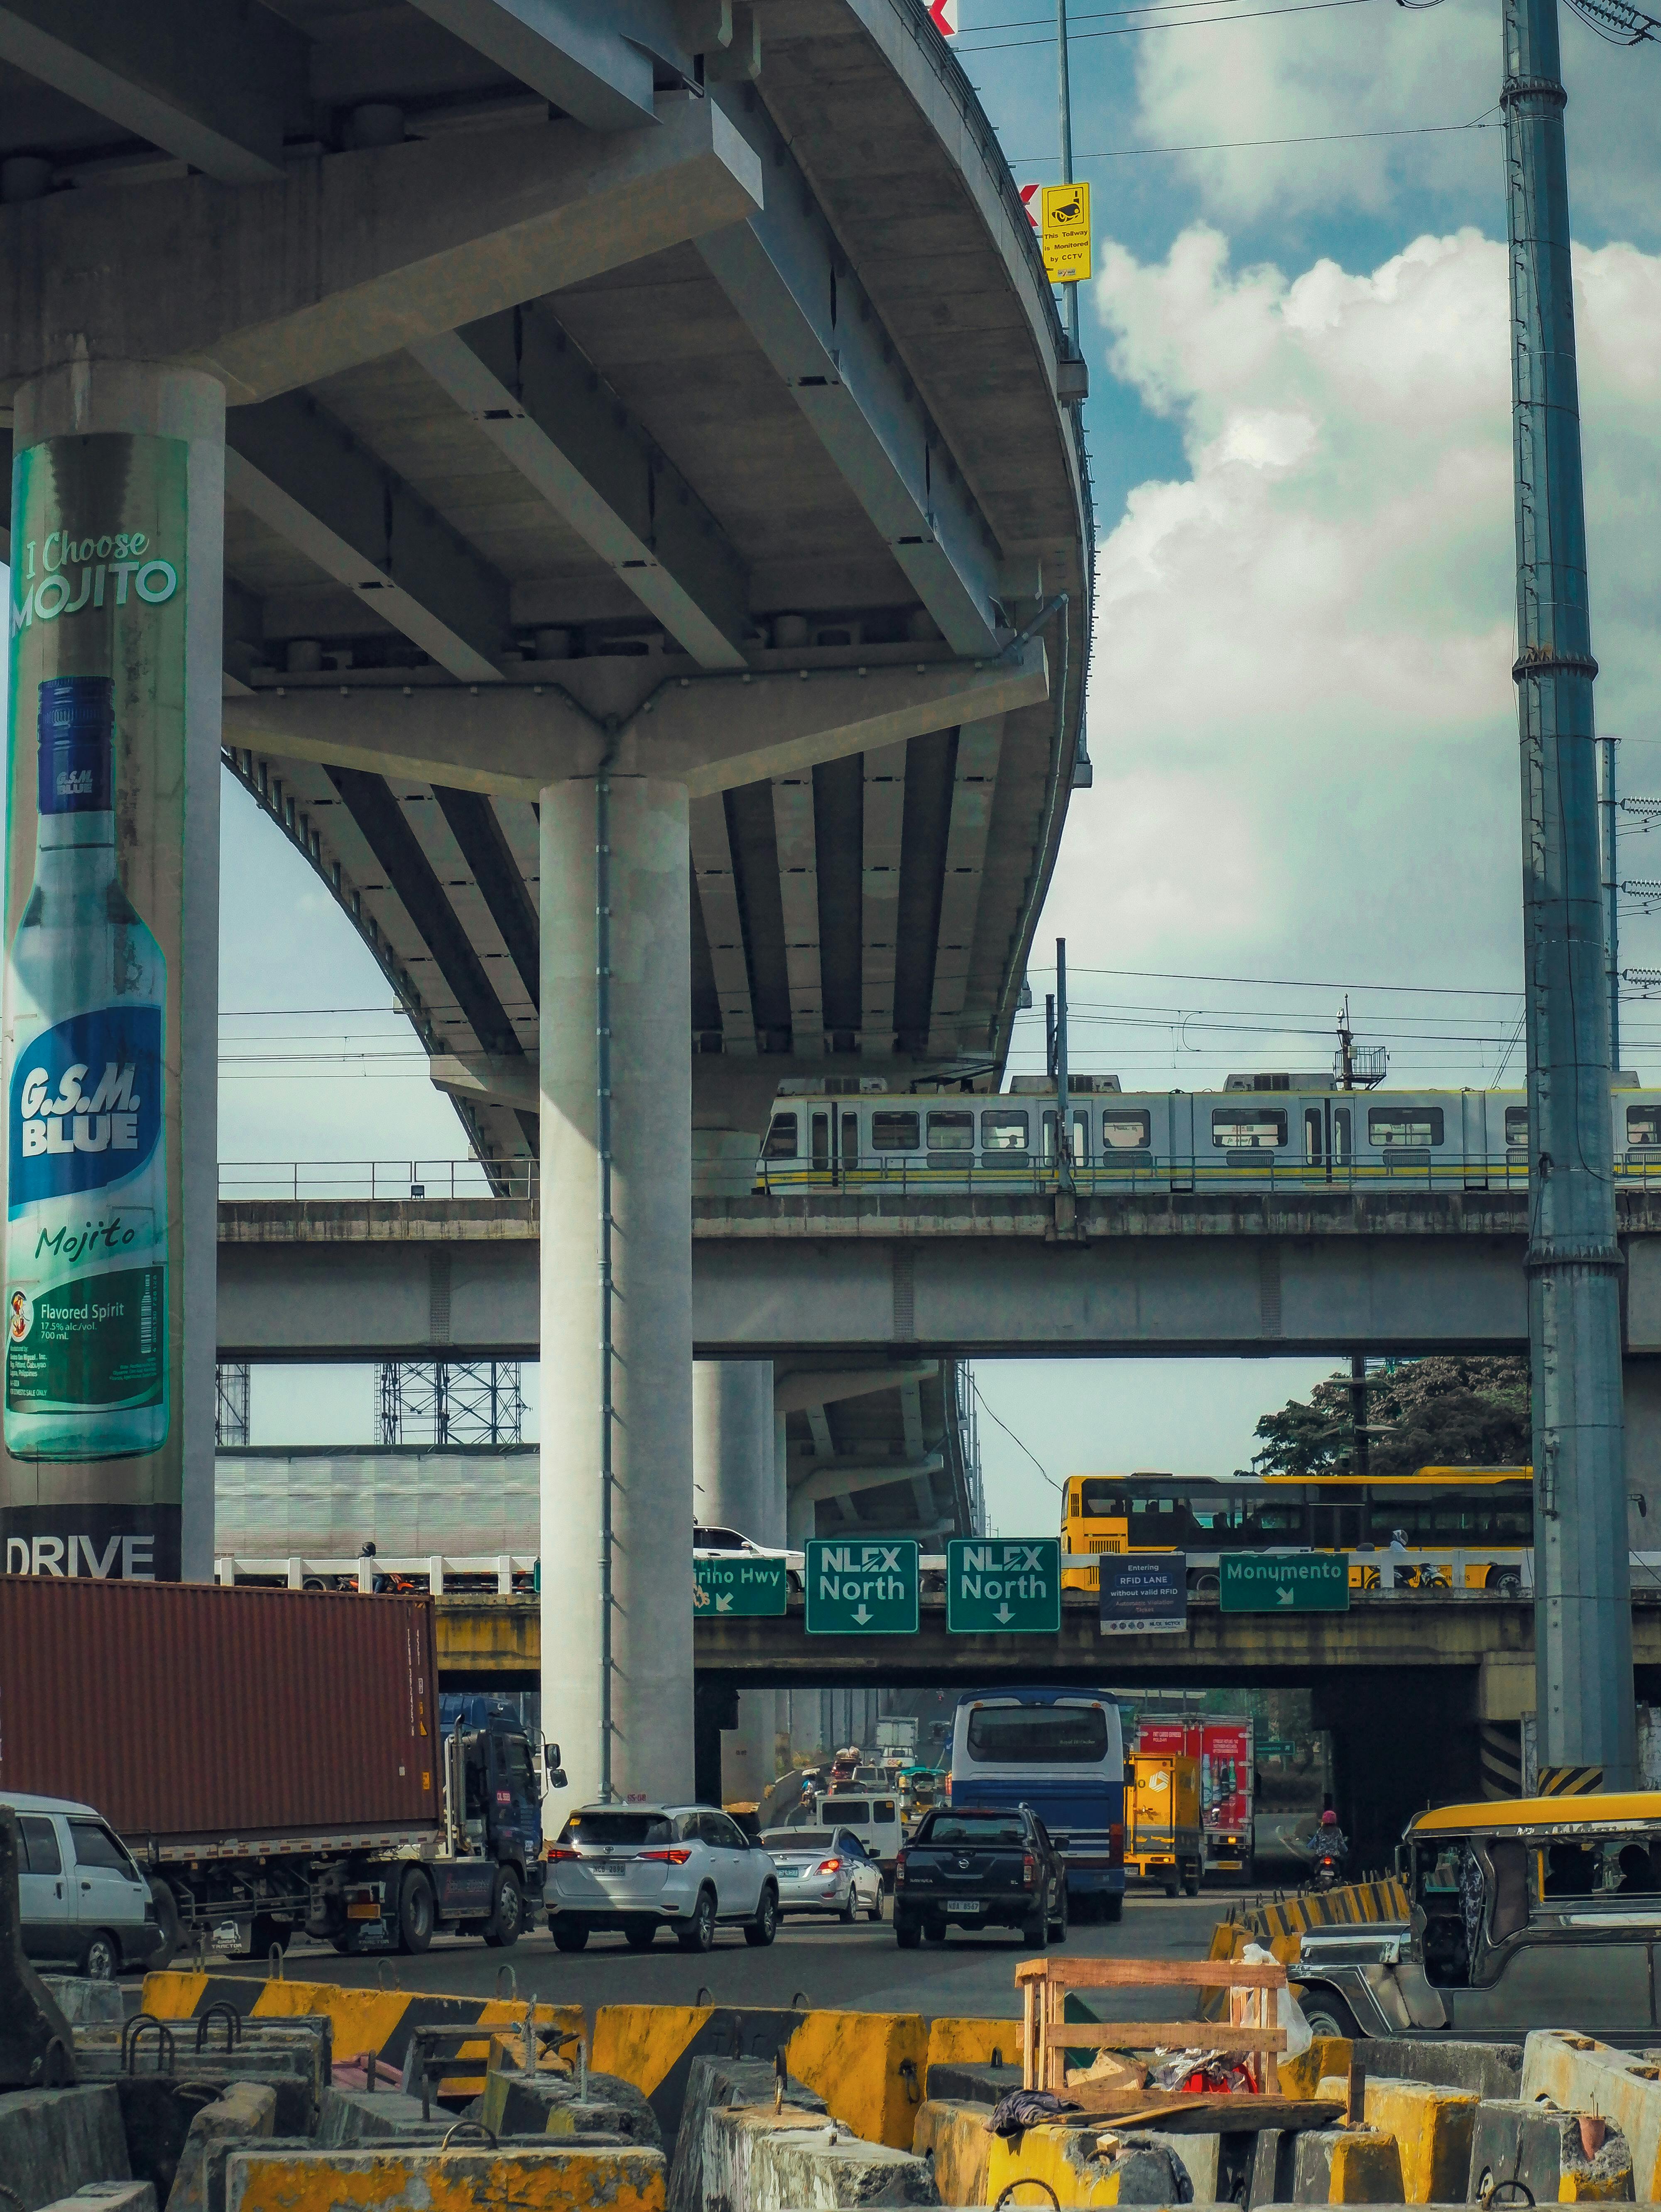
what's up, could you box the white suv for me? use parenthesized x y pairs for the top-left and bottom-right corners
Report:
(546, 1804), (779, 1953)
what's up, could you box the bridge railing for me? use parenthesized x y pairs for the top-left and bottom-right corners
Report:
(216, 1552), (535, 1593)
(216, 1151), (1661, 1202)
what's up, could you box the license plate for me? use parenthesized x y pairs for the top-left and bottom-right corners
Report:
(780, 1868), (801, 1878)
(944, 1900), (982, 1915)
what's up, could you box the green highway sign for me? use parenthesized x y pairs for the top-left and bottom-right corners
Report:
(805, 1538), (919, 1635)
(946, 1538), (1061, 1634)
(1220, 1553), (1350, 1613)
(693, 1555), (788, 1617)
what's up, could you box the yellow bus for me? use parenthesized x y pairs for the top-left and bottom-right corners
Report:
(1061, 1469), (1531, 1595)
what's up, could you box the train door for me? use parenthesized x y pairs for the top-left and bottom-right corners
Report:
(1302, 1101), (1354, 1184)
(840, 1109), (860, 1179)
(1168, 1095), (1195, 1192)
(1461, 1093), (1489, 1189)
(810, 1109), (831, 1175)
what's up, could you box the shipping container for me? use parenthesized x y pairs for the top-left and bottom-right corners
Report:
(1132, 1712), (1255, 1879)
(1124, 1749), (1202, 1894)
(0, 1576), (549, 1963)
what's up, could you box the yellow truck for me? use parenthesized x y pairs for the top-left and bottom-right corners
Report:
(1125, 1750), (1203, 1896)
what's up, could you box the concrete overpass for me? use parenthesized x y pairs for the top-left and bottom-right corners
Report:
(429, 1587), (1661, 1861)
(0, 0), (1092, 1803)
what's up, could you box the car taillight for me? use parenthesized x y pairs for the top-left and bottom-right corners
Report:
(1022, 1853), (1036, 1887)
(639, 1848), (693, 1865)
(894, 1851), (908, 1887)
(546, 1846), (581, 1862)
(1109, 1823), (1124, 1865)
(814, 1857), (843, 1874)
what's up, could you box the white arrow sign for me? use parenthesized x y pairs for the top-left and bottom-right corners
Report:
(852, 1604), (871, 1625)
(716, 1593), (733, 1612)
(1277, 1586), (1295, 1606)
(994, 1603), (1014, 1625)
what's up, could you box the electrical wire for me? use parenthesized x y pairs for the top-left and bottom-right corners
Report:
(971, 1379), (1063, 1494)
(956, 0), (1375, 49)
(1023, 963), (1524, 996)
(1007, 111), (1498, 162)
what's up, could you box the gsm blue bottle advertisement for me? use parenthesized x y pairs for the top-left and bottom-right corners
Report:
(1, 434), (185, 1580)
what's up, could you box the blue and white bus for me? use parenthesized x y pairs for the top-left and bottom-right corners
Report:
(948, 1687), (1126, 1920)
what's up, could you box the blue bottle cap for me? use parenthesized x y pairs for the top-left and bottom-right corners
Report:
(37, 676), (113, 814)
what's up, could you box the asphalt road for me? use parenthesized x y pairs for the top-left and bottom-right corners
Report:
(267, 1889), (1246, 2020)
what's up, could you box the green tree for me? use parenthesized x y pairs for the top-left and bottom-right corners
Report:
(1247, 1356), (1530, 1482)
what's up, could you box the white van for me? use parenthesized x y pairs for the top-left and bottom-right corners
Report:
(813, 1790), (903, 1880)
(4, 1792), (162, 1978)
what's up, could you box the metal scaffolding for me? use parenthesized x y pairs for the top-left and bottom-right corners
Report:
(375, 1361), (527, 1447)
(215, 1363), (250, 1449)
(1505, 0), (1635, 1783)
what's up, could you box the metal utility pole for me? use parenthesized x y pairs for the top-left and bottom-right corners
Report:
(1055, 937), (1073, 1188)
(1504, 0), (1634, 1784)
(1057, 0), (1079, 352)
(1602, 737), (1620, 1070)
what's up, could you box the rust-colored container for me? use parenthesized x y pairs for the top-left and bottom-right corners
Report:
(0, 1576), (440, 1845)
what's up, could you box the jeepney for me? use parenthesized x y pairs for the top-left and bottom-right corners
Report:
(1291, 1793), (1661, 2044)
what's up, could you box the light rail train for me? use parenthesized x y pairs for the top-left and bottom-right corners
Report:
(753, 1074), (1661, 1192)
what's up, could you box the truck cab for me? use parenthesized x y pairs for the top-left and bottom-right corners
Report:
(1290, 1791), (1661, 2043)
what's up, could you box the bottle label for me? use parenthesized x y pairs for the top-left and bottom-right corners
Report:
(9, 1005), (162, 1206)
(6, 1260), (165, 1410)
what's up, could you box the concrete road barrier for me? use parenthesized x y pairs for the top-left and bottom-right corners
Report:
(1290, 2125), (1405, 2204)
(44, 1982), (127, 2028)
(983, 2120), (1197, 2207)
(0, 2085), (130, 2207)
(1468, 2095), (1635, 2203)
(32, 2188), (157, 2212)
(912, 2099), (992, 2207)
(665, 2054), (826, 2212)
(787, 2009), (931, 2151)
(1365, 2041), (1523, 2104)
(924, 2022), (1022, 2077)
(593, 2006), (808, 2151)
(1281, 2041), (1354, 2100)
(167, 2083), (278, 2212)
(480, 2069), (661, 2148)
(315, 2087), (450, 2146)
(1523, 2033), (1661, 2200)
(698, 2102), (940, 2210)
(1362, 2078), (1479, 2205)
(224, 2144), (667, 2212)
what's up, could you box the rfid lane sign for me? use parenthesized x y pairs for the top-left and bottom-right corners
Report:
(946, 1539), (1061, 1633)
(693, 1556), (788, 1616)
(805, 1538), (919, 1635)
(1220, 1553), (1350, 1613)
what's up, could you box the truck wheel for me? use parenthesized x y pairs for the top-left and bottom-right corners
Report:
(147, 1878), (182, 1969)
(895, 1916), (921, 1949)
(80, 1930), (120, 1980)
(1183, 1865), (1201, 1898)
(483, 1868), (523, 1948)
(1100, 1892), (1124, 1924)
(397, 1869), (435, 1955)
(552, 1920), (589, 1952)
(251, 1914), (292, 1959)
(1021, 1904), (1048, 1950)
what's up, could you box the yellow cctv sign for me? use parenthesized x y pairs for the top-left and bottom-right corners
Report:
(1040, 182), (1092, 284)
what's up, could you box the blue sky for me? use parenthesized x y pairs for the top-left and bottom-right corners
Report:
(98, 8), (1661, 1507)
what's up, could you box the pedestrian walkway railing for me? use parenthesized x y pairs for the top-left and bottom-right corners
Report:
(219, 1159), (535, 1201)
(215, 1552), (535, 1593)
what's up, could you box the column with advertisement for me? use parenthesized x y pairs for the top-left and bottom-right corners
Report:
(2, 369), (223, 1581)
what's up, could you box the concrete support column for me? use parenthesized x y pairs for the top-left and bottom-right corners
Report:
(541, 775), (692, 1806)
(693, 1358), (777, 1800)
(2, 362), (223, 1583)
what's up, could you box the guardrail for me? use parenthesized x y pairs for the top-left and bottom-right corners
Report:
(215, 1150), (1661, 1202)
(215, 1553), (535, 1593)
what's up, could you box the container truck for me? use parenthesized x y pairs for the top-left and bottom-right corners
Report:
(1134, 1713), (1255, 1882)
(1125, 1724), (1202, 1895)
(0, 1576), (561, 1961)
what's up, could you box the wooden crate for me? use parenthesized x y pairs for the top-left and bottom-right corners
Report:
(1016, 1955), (1288, 2095)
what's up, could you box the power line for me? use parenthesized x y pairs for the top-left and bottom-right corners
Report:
(971, 1379), (1063, 1494)
(1022, 963), (1524, 996)
(1006, 112), (1497, 162)
(957, 0), (1375, 48)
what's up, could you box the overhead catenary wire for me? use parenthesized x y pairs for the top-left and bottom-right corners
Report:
(1007, 110), (1499, 161)
(970, 1378), (1063, 1493)
(958, 0), (1376, 48)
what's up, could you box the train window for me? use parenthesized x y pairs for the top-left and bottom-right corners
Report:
(841, 1111), (860, 1162)
(871, 1110), (921, 1151)
(1102, 1111), (1151, 1149)
(1505, 1107), (1529, 1149)
(926, 1110), (975, 1151)
(1211, 1110), (1286, 1150)
(811, 1112), (830, 1168)
(1628, 1107), (1661, 1148)
(1368, 1108), (1445, 1148)
(981, 1109), (1030, 1152)
(764, 1113), (799, 1160)
(1305, 1108), (1323, 1162)
(1333, 1108), (1352, 1162)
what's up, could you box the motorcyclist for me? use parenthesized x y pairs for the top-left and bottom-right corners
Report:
(358, 1539), (385, 1594)
(1312, 1807), (1349, 1882)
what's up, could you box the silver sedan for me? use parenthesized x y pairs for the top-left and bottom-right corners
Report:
(761, 1826), (885, 1923)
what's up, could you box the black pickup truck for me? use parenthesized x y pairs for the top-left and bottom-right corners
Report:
(893, 1803), (1068, 1948)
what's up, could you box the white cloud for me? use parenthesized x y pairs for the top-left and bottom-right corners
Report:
(1129, 0), (1659, 243)
(1036, 222), (1661, 1084)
